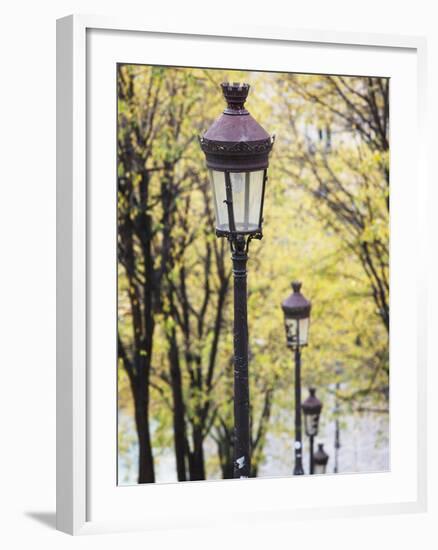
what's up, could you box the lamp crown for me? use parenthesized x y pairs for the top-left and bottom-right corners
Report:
(302, 388), (322, 416)
(314, 443), (329, 468)
(281, 280), (311, 320)
(292, 281), (302, 293)
(221, 82), (250, 111)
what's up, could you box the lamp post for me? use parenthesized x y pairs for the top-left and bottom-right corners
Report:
(334, 365), (342, 473)
(199, 82), (274, 478)
(281, 281), (311, 475)
(313, 443), (329, 474)
(302, 387), (322, 474)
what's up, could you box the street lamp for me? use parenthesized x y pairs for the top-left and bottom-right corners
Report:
(199, 82), (274, 478)
(302, 387), (322, 474)
(281, 281), (311, 475)
(334, 364), (343, 473)
(313, 443), (329, 475)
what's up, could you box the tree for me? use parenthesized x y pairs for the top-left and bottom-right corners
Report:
(161, 182), (231, 480)
(117, 67), (391, 483)
(277, 75), (389, 332)
(117, 65), (198, 482)
(274, 74), (389, 406)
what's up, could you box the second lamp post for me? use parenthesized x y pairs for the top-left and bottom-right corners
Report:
(281, 281), (311, 475)
(199, 82), (274, 478)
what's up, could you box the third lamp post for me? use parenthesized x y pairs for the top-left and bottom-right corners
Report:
(199, 82), (274, 478)
(302, 387), (323, 474)
(281, 281), (311, 475)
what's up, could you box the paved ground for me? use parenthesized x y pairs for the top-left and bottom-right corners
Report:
(118, 409), (389, 484)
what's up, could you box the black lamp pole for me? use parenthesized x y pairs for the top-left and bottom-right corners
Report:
(334, 365), (342, 473)
(294, 346), (304, 475)
(199, 82), (274, 478)
(232, 236), (250, 477)
(309, 434), (315, 475)
(281, 281), (311, 476)
(334, 407), (340, 474)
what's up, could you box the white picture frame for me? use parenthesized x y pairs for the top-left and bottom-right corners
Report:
(56, 14), (427, 535)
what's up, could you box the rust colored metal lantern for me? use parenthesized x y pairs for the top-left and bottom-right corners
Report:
(314, 443), (329, 475)
(281, 281), (311, 349)
(302, 387), (323, 438)
(199, 82), (274, 238)
(302, 387), (323, 475)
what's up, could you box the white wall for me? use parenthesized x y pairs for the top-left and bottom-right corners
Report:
(0, 0), (436, 548)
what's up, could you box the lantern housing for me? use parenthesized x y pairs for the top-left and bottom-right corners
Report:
(313, 443), (329, 474)
(199, 82), (274, 238)
(302, 387), (323, 437)
(281, 281), (311, 348)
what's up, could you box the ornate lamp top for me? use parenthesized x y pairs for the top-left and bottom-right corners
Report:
(199, 82), (274, 172)
(281, 281), (312, 320)
(302, 387), (323, 416)
(314, 443), (329, 466)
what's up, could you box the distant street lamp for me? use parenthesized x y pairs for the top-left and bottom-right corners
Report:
(313, 443), (329, 474)
(199, 82), (274, 478)
(302, 387), (323, 474)
(281, 281), (311, 475)
(334, 365), (343, 473)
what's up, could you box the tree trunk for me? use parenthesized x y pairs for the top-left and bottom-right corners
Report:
(217, 436), (234, 479)
(134, 388), (155, 483)
(188, 427), (206, 481)
(168, 327), (187, 481)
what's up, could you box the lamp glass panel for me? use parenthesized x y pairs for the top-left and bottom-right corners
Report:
(304, 413), (319, 437)
(248, 170), (264, 227)
(209, 170), (228, 231)
(284, 318), (298, 348)
(298, 317), (310, 346)
(229, 172), (246, 231)
(285, 316), (310, 348)
(314, 464), (327, 475)
(230, 170), (264, 233)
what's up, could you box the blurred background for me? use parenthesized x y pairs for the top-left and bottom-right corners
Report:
(117, 65), (389, 484)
